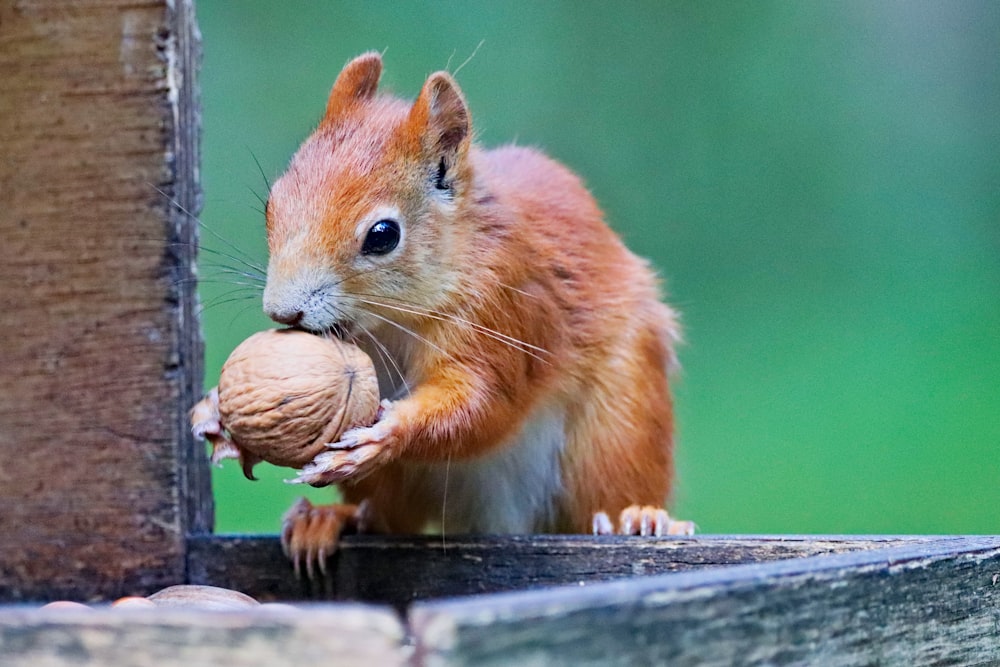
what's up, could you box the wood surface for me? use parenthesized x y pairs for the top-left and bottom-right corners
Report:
(3, 536), (998, 665)
(0, 0), (208, 602)
(410, 535), (1000, 666)
(186, 533), (932, 607)
(0, 604), (406, 667)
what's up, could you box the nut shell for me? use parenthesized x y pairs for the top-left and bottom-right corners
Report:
(40, 600), (93, 611)
(217, 329), (380, 472)
(147, 584), (259, 609)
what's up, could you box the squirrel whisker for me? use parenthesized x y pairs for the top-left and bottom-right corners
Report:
(353, 321), (411, 399)
(352, 294), (550, 363)
(358, 307), (454, 361)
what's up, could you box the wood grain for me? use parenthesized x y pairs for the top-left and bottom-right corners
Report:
(5, 536), (997, 665)
(0, 0), (207, 602)
(0, 604), (406, 667)
(409, 536), (1000, 666)
(186, 533), (934, 607)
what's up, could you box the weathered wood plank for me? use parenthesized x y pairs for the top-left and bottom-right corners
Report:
(409, 536), (1000, 666)
(0, 605), (406, 667)
(0, 0), (207, 602)
(166, 0), (213, 547)
(6, 537), (996, 664)
(187, 534), (937, 606)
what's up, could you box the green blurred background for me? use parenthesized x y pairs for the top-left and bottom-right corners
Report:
(196, 1), (999, 535)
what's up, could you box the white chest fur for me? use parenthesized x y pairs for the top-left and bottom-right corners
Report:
(404, 404), (566, 533)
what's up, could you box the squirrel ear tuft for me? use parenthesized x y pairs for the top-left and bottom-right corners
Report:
(409, 71), (471, 161)
(325, 52), (383, 119)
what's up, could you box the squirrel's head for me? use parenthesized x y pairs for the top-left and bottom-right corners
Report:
(262, 52), (473, 339)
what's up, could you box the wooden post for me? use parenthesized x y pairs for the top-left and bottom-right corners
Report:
(0, 0), (209, 601)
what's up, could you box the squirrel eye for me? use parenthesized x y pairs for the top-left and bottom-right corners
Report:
(361, 218), (401, 255)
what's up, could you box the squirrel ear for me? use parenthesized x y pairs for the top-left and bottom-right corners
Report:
(325, 52), (383, 119)
(408, 71), (471, 162)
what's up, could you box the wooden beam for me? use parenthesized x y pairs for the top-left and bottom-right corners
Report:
(409, 536), (1000, 666)
(166, 0), (213, 545)
(187, 534), (938, 606)
(4, 537), (997, 665)
(0, 0), (208, 602)
(0, 605), (406, 667)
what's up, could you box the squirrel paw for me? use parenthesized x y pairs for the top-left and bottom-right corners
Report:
(293, 439), (390, 486)
(280, 497), (370, 579)
(592, 505), (696, 537)
(190, 387), (223, 442)
(189, 388), (243, 466)
(292, 408), (397, 486)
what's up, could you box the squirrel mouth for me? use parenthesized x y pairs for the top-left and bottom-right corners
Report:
(284, 319), (351, 341)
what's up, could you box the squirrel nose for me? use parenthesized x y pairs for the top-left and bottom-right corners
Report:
(267, 307), (304, 327)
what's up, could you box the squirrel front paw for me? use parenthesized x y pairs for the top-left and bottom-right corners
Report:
(190, 387), (223, 442)
(291, 400), (397, 487)
(190, 388), (243, 465)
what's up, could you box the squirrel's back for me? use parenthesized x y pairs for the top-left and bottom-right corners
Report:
(471, 143), (679, 376)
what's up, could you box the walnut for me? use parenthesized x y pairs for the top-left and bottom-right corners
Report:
(147, 585), (259, 609)
(193, 329), (380, 479)
(42, 586), (264, 611)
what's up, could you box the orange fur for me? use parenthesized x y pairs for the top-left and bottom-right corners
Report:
(263, 53), (691, 549)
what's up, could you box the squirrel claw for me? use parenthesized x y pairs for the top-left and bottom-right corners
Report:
(303, 414), (396, 484)
(324, 432), (362, 451)
(294, 441), (387, 487)
(592, 511), (615, 535)
(325, 402), (396, 451)
(280, 498), (368, 579)
(190, 388), (222, 441)
(190, 388), (244, 467)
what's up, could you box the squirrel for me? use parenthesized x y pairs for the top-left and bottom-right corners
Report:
(203, 52), (693, 574)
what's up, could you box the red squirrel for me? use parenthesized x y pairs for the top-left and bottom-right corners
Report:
(208, 52), (693, 571)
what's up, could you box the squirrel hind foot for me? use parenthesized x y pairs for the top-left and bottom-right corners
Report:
(280, 498), (370, 580)
(592, 506), (696, 537)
